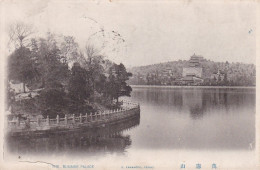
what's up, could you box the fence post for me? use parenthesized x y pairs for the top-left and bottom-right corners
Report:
(90, 113), (93, 121)
(57, 115), (60, 124)
(26, 118), (30, 128)
(80, 114), (82, 123)
(16, 117), (20, 127)
(65, 114), (68, 124)
(46, 116), (50, 126)
(92, 112), (95, 121)
(37, 117), (40, 126)
(72, 114), (75, 123)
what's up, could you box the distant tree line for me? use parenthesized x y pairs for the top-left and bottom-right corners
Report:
(128, 59), (255, 86)
(6, 22), (132, 118)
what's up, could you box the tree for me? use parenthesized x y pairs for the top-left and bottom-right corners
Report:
(224, 73), (228, 85)
(95, 73), (107, 95)
(107, 70), (117, 101)
(6, 81), (15, 111)
(8, 22), (34, 49)
(81, 44), (105, 94)
(8, 47), (36, 92)
(67, 62), (93, 114)
(36, 34), (69, 88)
(68, 62), (90, 102)
(88, 55), (105, 94)
(29, 38), (40, 63)
(108, 63), (132, 103)
(85, 44), (97, 61)
(217, 74), (222, 83)
(60, 36), (80, 65)
(37, 87), (68, 118)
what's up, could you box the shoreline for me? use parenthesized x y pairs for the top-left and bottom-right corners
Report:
(7, 103), (141, 136)
(130, 85), (256, 89)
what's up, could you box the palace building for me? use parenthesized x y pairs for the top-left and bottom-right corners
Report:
(182, 54), (204, 85)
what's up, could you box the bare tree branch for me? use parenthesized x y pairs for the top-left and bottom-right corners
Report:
(8, 22), (35, 49)
(85, 42), (103, 62)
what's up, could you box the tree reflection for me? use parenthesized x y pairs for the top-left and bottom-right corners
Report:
(6, 114), (140, 156)
(179, 88), (255, 119)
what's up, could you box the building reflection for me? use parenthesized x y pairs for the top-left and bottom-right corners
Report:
(184, 88), (255, 119)
(133, 87), (255, 120)
(182, 89), (204, 119)
(6, 114), (140, 156)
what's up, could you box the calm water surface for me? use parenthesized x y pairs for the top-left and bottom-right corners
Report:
(7, 86), (255, 156)
(127, 86), (255, 150)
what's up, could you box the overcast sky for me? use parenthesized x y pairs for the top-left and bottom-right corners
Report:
(1, 0), (256, 67)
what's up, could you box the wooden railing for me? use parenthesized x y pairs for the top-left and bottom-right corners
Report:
(7, 100), (140, 132)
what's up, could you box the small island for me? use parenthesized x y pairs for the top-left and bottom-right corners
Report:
(6, 22), (139, 136)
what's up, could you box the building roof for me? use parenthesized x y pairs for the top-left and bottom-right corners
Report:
(191, 53), (204, 59)
(182, 76), (193, 81)
(193, 77), (203, 81)
(187, 54), (204, 68)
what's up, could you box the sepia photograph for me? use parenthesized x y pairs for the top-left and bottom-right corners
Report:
(0, 0), (259, 169)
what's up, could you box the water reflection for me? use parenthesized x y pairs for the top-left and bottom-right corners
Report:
(5, 87), (256, 153)
(133, 87), (255, 119)
(129, 87), (255, 150)
(6, 114), (140, 156)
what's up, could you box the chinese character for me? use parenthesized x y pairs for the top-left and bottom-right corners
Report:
(52, 165), (59, 168)
(180, 164), (185, 169)
(196, 163), (201, 169)
(212, 163), (217, 169)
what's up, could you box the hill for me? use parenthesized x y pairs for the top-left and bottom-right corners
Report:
(127, 55), (255, 86)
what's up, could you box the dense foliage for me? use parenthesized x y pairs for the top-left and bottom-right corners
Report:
(7, 32), (132, 118)
(128, 59), (255, 86)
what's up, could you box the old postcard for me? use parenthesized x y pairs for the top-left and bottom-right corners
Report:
(0, 0), (259, 169)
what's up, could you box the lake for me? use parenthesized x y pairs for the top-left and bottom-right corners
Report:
(127, 86), (255, 151)
(6, 86), (256, 157)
